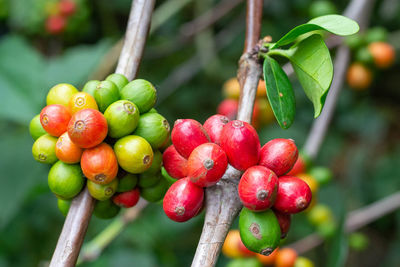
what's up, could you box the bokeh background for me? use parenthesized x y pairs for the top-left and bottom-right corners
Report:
(0, 0), (400, 266)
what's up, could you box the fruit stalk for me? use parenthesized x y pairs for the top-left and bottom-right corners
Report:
(191, 1), (263, 266)
(50, 1), (155, 266)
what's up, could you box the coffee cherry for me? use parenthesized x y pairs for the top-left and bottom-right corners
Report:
(82, 80), (100, 97)
(59, 0), (77, 16)
(273, 176), (312, 214)
(275, 248), (297, 267)
(163, 178), (204, 222)
(163, 145), (188, 179)
(45, 15), (66, 34)
(116, 171), (138, 193)
(256, 248), (279, 265)
(105, 73), (129, 91)
(138, 172), (161, 188)
(223, 77), (240, 99)
(40, 104), (71, 137)
(171, 119), (210, 158)
(68, 92), (98, 114)
(57, 198), (71, 216)
(104, 100), (140, 139)
(296, 173), (319, 195)
(87, 179), (118, 201)
(187, 143), (228, 187)
(141, 177), (169, 202)
(47, 83), (78, 107)
(307, 204), (333, 226)
(120, 79), (157, 114)
(286, 154), (308, 176)
(203, 114), (230, 145)
(142, 150), (162, 175)
(220, 120), (260, 171)
(134, 112), (170, 149)
(346, 63), (373, 90)
(239, 208), (280, 255)
(68, 108), (108, 148)
(114, 135), (153, 173)
(113, 188), (140, 208)
(222, 230), (244, 258)
(94, 80), (120, 113)
(259, 138), (298, 176)
(32, 134), (58, 164)
(55, 132), (83, 164)
(273, 210), (291, 238)
(238, 166), (278, 211)
(29, 114), (47, 140)
(368, 41), (395, 69)
(94, 199), (120, 219)
(294, 257), (314, 267)
(217, 99), (238, 120)
(81, 143), (118, 184)
(309, 166), (332, 185)
(48, 161), (84, 199)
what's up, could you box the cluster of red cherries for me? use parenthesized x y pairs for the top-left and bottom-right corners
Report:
(161, 114), (312, 224)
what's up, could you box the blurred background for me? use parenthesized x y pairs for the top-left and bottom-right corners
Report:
(0, 0), (400, 266)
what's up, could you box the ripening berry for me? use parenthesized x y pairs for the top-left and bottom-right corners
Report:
(40, 104), (71, 137)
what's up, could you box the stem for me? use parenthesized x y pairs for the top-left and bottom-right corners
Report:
(78, 200), (148, 264)
(49, 1), (155, 266)
(289, 191), (400, 254)
(191, 1), (263, 266)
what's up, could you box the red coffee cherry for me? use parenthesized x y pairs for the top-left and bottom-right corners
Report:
(113, 188), (140, 208)
(40, 104), (71, 137)
(81, 143), (118, 185)
(286, 154), (306, 176)
(162, 145), (188, 179)
(171, 119), (210, 158)
(273, 210), (292, 238)
(203, 114), (230, 145)
(238, 165), (279, 211)
(259, 138), (298, 176)
(187, 143), (228, 187)
(59, 0), (77, 16)
(68, 108), (108, 148)
(217, 99), (238, 121)
(273, 176), (312, 214)
(163, 178), (204, 222)
(220, 120), (260, 171)
(45, 15), (66, 35)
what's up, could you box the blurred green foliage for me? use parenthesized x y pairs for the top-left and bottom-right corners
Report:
(0, 0), (400, 266)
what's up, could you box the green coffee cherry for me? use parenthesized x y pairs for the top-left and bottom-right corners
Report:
(57, 198), (71, 216)
(309, 167), (333, 185)
(104, 100), (140, 138)
(29, 114), (47, 140)
(134, 113), (170, 149)
(138, 171), (161, 188)
(355, 47), (374, 65)
(106, 73), (129, 91)
(142, 150), (162, 175)
(94, 80), (120, 112)
(32, 134), (58, 164)
(365, 27), (388, 43)
(87, 179), (118, 201)
(349, 232), (369, 251)
(140, 176), (169, 202)
(48, 161), (84, 199)
(120, 79), (157, 114)
(307, 204), (334, 226)
(161, 167), (178, 186)
(117, 172), (138, 192)
(82, 80), (100, 97)
(94, 199), (121, 219)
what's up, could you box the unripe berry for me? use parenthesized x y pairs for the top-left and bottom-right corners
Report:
(112, 188), (140, 208)
(187, 143), (228, 187)
(238, 166), (278, 211)
(40, 104), (71, 137)
(163, 178), (204, 222)
(171, 119), (210, 158)
(273, 210), (291, 238)
(162, 145), (188, 179)
(203, 114), (230, 145)
(220, 120), (260, 171)
(259, 139), (298, 176)
(273, 176), (312, 214)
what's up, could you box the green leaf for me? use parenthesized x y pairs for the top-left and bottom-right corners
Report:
(281, 34), (333, 117)
(272, 15), (359, 48)
(263, 55), (295, 129)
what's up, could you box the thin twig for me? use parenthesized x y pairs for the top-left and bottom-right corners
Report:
(78, 200), (148, 264)
(49, 1), (155, 266)
(191, 1), (263, 266)
(180, 0), (243, 38)
(289, 191), (400, 254)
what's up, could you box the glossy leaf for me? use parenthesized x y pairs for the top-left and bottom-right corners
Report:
(272, 15), (359, 48)
(263, 55), (295, 129)
(281, 34), (333, 117)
